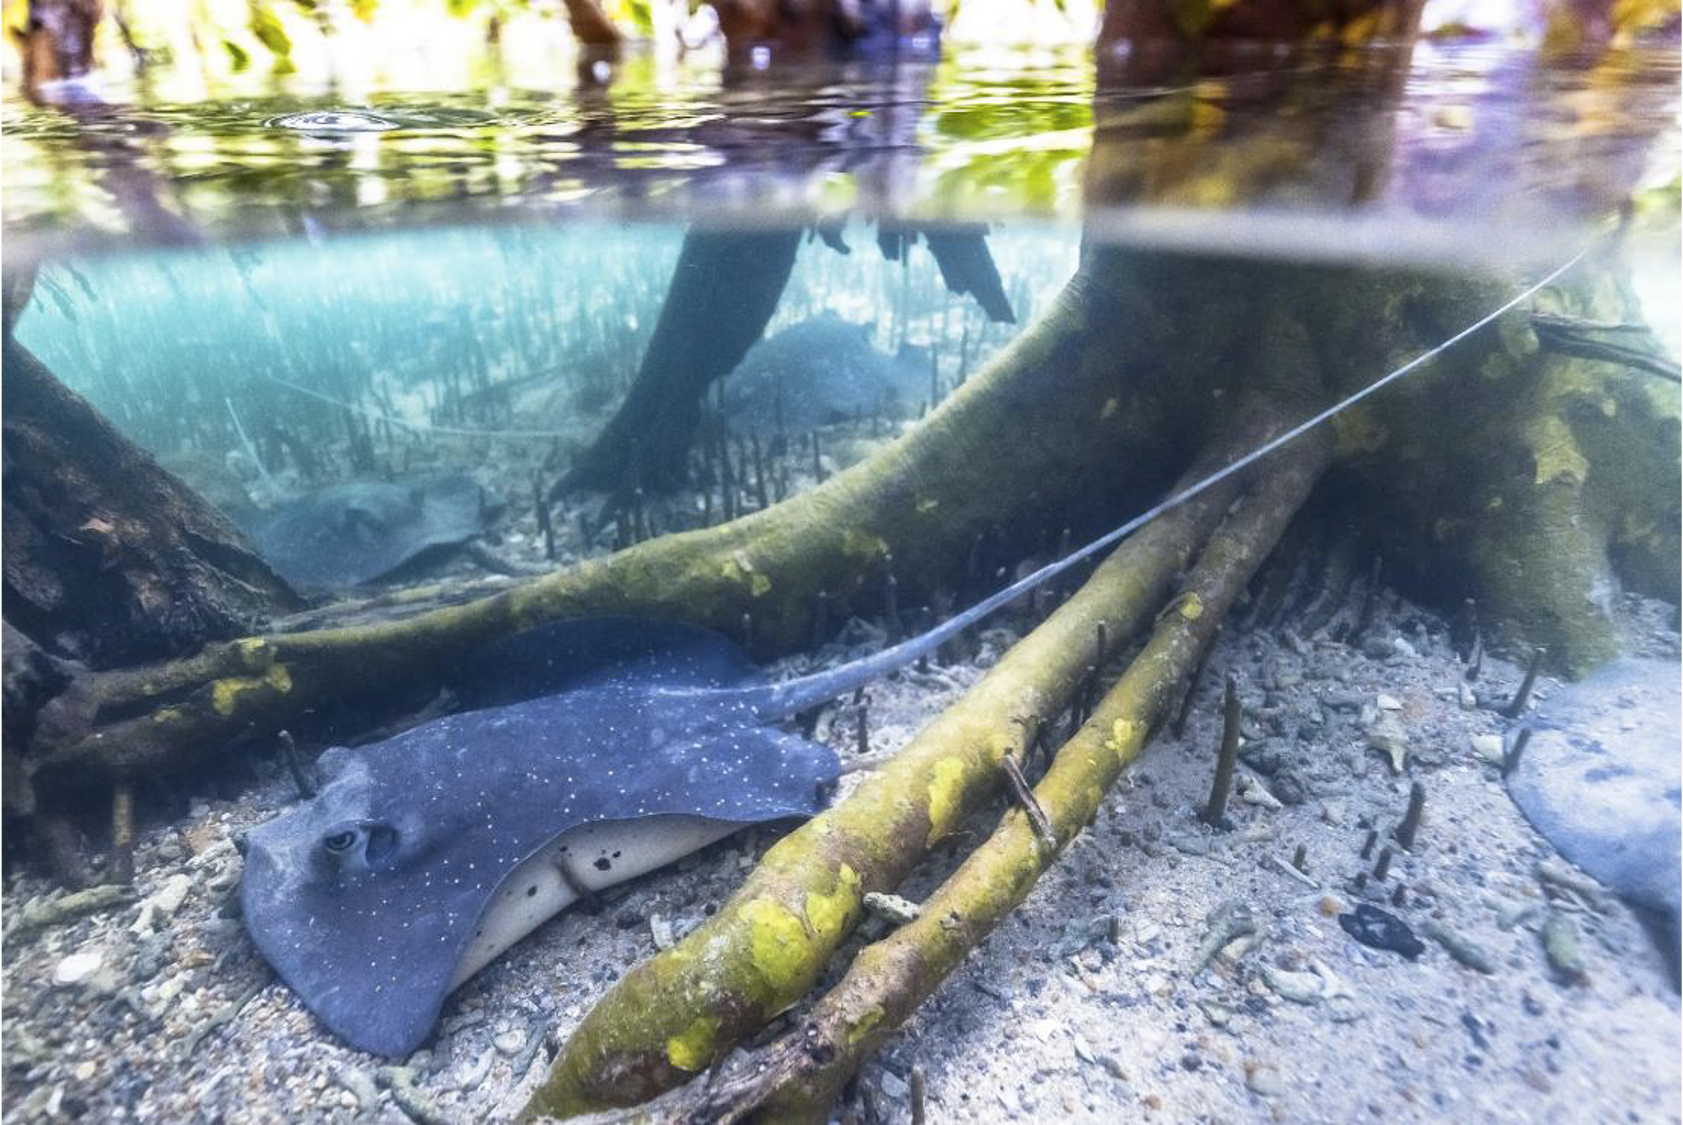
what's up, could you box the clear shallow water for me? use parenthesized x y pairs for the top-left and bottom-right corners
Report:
(12, 221), (1076, 471)
(2, 31), (1681, 1125)
(4, 43), (1677, 268)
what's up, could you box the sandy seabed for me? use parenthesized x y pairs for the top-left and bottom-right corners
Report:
(4, 543), (1679, 1125)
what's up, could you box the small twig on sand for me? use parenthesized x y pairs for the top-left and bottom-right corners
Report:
(181, 972), (270, 1062)
(1501, 728), (1533, 779)
(109, 783), (135, 884)
(279, 730), (317, 799)
(1269, 853), (1318, 889)
(1394, 782), (1426, 851)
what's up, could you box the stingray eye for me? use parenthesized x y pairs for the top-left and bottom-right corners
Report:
(318, 820), (399, 872)
(323, 828), (359, 853)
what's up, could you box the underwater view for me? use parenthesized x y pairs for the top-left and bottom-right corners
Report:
(3, 0), (1681, 1122)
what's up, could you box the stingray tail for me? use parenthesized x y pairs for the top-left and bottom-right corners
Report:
(746, 536), (1117, 718)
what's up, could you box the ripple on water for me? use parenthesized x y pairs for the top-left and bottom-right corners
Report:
(268, 110), (401, 133)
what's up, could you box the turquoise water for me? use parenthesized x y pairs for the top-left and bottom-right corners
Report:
(13, 221), (1076, 497)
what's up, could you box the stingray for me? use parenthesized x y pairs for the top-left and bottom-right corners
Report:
(1504, 657), (1682, 967)
(724, 312), (929, 431)
(239, 509), (1154, 1055)
(236, 473), (500, 591)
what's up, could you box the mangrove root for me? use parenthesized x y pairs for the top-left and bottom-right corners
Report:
(517, 400), (1303, 1119)
(624, 403), (1330, 1125)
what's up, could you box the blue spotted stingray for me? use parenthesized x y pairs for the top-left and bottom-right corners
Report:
(240, 554), (1104, 1056)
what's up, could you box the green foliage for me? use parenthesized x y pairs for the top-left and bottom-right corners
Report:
(247, 1), (293, 57)
(611, 0), (656, 37)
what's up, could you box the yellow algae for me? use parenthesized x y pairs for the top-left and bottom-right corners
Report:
(1332, 410), (1387, 456)
(925, 757), (967, 844)
(236, 638), (274, 670)
(1105, 718), (1146, 757)
(1178, 593), (1204, 620)
(210, 663), (292, 715)
(211, 677), (258, 716)
(665, 1016), (720, 1072)
(841, 528), (889, 562)
(152, 707), (183, 725)
(1530, 416), (1589, 485)
(804, 864), (860, 940)
(744, 899), (811, 1001)
(843, 1005), (885, 1048)
(719, 553), (772, 597)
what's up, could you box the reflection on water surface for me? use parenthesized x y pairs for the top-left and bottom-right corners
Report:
(4, 43), (1677, 268)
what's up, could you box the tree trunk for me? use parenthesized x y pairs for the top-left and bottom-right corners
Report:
(2, 276), (302, 829)
(561, 227), (803, 494)
(2, 337), (301, 675)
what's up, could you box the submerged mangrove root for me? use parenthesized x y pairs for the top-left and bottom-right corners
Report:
(1093, 248), (1678, 676)
(25, 274), (1184, 801)
(562, 227), (802, 493)
(627, 415), (1331, 1125)
(517, 404), (1294, 1120)
(14, 246), (1673, 860)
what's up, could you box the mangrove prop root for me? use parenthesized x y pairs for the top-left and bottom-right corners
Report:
(516, 419), (1272, 1120)
(109, 783), (135, 884)
(1200, 675), (1242, 827)
(29, 277), (1180, 793)
(657, 422), (1331, 1125)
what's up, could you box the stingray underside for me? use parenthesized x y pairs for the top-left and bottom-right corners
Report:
(1505, 657), (1682, 955)
(241, 684), (837, 1056)
(238, 472), (498, 590)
